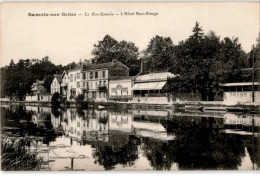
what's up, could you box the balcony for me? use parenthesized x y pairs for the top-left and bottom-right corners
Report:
(98, 84), (107, 92)
(81, 85), (89, 90)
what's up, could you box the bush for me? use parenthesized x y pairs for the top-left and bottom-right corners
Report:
(75, 94), (88, 108)
(1, 136), (43, 171)
(51, 92), (60, 108)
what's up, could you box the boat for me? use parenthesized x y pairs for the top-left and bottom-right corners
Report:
(98, 105), (105, 109)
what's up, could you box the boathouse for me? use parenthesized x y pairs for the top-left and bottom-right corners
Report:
(132, 72), (176, 103)
(222, 82), (260, 105)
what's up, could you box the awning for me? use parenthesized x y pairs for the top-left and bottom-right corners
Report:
(132, 81), (166, 90)
(222, 82), (260, 86)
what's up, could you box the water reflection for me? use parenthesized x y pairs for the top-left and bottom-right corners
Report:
(1, 105), (259, 171)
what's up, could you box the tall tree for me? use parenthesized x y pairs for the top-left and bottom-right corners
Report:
(92, 35), (140, 75)
(143, 35), (175, 72)
(3, 57), (62, 100)
(170, 22), (246, 100)
(92, 35), (119, 64)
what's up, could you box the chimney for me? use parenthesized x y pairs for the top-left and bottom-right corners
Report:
(140, 58), (144, 74)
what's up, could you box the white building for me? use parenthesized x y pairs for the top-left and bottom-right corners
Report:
(132, 72), (176, 103)
(50, 74), (62, 94)
(81, 59), (129, 102)
(67, 65), (84, 100)
(109, 76), (133, 101)
(222, 82), (260, 105)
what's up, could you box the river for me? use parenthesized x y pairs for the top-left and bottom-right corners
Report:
(1, 105), (259, 171)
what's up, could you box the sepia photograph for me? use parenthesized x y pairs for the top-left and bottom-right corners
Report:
(0, 1), (259, 171)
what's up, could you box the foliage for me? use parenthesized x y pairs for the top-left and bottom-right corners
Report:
(75, 93), (88, 108)
(169, 22), (248, 100)
(92, 35), (140, 75)
(143, 35), (175, 72)
(2, 56), (63, 100)
(1, 24), (257, 101)
(51, 107), (61, 117)
(1, 136), (43, 171)
(51, 92), (61, 108)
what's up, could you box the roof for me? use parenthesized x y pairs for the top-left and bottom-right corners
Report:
(110, 76), (133, 81)
(132, 81), (166, 90)
(135, 72), (176, 82)
(61, 70), (68, 78)
(85, 62), (112, 70)
(53, 74), (62, 83)
(222, 82), (260, 86)
(83, 61), (129, 71)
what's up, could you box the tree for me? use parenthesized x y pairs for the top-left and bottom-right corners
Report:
(2, 56), (63, 100)
(75, 93), (88, 108)
(51, 92), (61, 108)
(170, 22), (247, 100)
(92, 35), (140, 75)
(191, 21), (204, 40)
(143, 35), (175, 72)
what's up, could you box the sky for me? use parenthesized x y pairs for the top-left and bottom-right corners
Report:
(1, 2), (259, 67)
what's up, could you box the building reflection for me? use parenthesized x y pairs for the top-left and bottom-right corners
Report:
(26, 107), (260, 170)
(1, 105), (259, 170)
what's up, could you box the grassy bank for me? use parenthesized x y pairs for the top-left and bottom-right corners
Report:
(1, 135), (43, 171)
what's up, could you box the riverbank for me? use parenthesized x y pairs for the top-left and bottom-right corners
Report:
(0, 100), (259, 113)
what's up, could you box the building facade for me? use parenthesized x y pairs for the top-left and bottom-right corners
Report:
(50, 74), (62, 94)
(26, 79), (47, 101)
(67, 65), (84, 100)
(222, 82), (260, 105)
(108, 76), (133, 101)
(132, 72), (176, 103)
(81, 60), (129, 102)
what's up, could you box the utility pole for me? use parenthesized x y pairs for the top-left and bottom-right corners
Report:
(252, 51), (255, 102)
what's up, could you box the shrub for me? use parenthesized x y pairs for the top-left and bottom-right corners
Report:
(51, 92), (60, 108)
(1, 136), (43, 171)
(75, 94), (88, 108)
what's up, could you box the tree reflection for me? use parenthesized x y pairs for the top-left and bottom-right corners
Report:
(51, 107), (61, 118)
(141, 138), (175, 170)
(246, 136), (260, 170)
(158, 117), (249, 170)
(91, 134), (141, 170)
(1, 106), (57, 145)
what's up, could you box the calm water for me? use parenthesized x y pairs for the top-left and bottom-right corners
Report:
(1, 105), (260, 171)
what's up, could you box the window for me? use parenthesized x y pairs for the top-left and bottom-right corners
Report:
(95, 72), (98, 79)
(90, 72), (93, 79)
(230, 86), (236, 92)
(77, 82), (80, 88)
(77, 73), (80, 79)
(243, 86), (252, 91)
(83, 82), (85, 87)
(237, 86), (243, 91)
(70, 74), (73, 82)
(223, 86), (229, 92)
(102, 71), (106, 78)
(83, 73), (86, 80)
(74, 74), (76, 81)
(103, 81), (106, 85)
